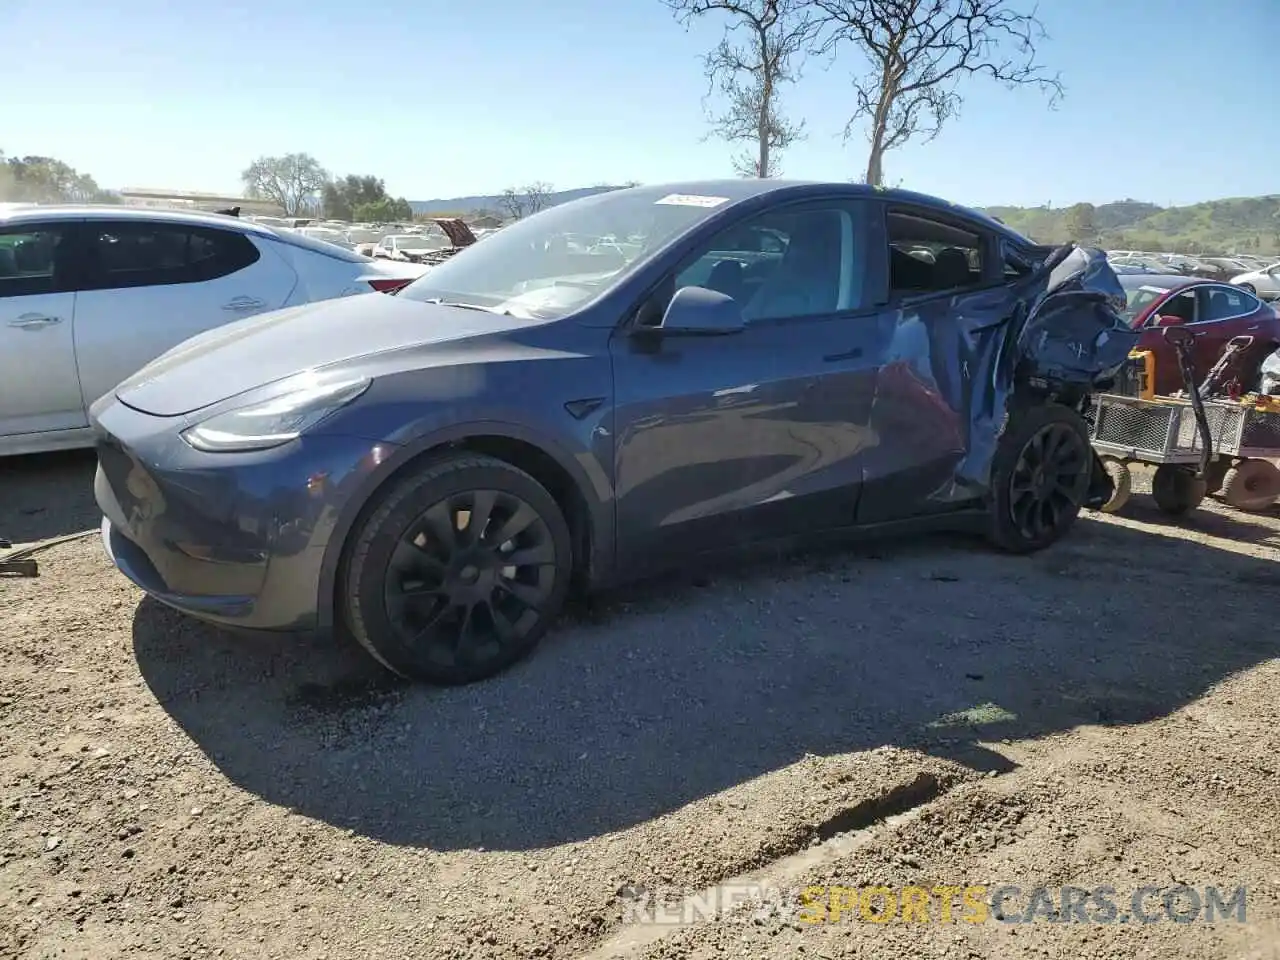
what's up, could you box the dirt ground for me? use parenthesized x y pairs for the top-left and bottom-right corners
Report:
(3, 450), (1280, 960)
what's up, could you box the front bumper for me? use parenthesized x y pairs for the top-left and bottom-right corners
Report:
(100, 515), (257, 619)
(92, 396), (395, 631)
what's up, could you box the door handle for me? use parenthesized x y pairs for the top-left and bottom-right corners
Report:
(1247, 324), (1261, 331)
(8, 313), (62, 329)
(823, 347), (864, 362)
(223, 297), (266, 312)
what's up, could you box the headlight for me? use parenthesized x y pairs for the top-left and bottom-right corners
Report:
(181, 377), (371, 453)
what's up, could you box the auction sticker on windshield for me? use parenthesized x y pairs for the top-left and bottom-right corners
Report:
(655, 194), (730, 207)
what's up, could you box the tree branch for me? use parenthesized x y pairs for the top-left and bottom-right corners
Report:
(808, 0), (1063, 184)
(666, 0), (817, 177)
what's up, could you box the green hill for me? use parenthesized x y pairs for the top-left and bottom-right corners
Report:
(981, 195), (1280, 256)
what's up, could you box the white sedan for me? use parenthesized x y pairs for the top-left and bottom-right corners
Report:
(1230, 262), (1280, 302)
(0, 205), (428, 456)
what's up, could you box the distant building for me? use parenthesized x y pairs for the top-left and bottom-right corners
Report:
(467, 214), (504, 230)
(118, 187), (284, 216)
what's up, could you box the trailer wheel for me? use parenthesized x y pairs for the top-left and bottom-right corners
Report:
(1220, 459), (1280, 512)
(1151, 464), (1206, 515)
(1204, 458), (1232, 495)
(1097, 457), (1132, 513)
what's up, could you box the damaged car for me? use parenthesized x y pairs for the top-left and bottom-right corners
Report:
(371, 219), (477, 266)
(90, 181), (1135, 685)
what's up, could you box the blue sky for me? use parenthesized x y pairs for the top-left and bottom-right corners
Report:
(5, 0), (1276, 207)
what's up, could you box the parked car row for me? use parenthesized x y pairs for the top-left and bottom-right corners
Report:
(1107, 249), (1280, 300)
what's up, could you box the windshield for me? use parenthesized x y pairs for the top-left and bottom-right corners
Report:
(391, 235), (434, 247)
(398, 185), (734, 318)
(1120, 283), (1169, 322)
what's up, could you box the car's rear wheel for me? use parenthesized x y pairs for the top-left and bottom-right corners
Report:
(987, 403), (1092, 553)
(342, 453), (573, 685)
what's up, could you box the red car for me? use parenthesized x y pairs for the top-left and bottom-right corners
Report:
(1118, 274), (1280, 395)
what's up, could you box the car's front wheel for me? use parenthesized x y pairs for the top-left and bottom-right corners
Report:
(342, 453), (573, 685)
(987, 403), (1092, 553)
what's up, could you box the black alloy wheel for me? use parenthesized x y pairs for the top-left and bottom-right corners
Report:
(1007, 422), (1091, 542)
(342, 454), (573, 685)
(987, 403), (1092, 554)
(384, 489), (557, 669)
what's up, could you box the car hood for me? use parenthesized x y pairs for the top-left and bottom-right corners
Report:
(426, 218), (477, 248)
(114, 293), (531, 417)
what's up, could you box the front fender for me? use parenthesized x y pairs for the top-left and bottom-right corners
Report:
(314, 418), (616, 636)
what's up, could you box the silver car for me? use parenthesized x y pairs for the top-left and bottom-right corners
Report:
(1230, 262), (1280, 301)
(0, 206), (426, 456)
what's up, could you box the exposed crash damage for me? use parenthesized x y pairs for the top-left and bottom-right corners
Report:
(395, 217), (478, 265)
(867, 243), (1137, 523)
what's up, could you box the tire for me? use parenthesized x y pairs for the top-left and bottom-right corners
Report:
(987, 402), (1093, 554)
(1220, 459), (1280, 512)
(1096, 457), (1132, 514)
(1151, 464), (1206, 515)
(342, 453), (574, 685)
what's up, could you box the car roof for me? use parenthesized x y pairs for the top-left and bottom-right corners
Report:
(606, 179), (1031, 243)
(1117, 273), (1200, 291)
(0, 204), (278, 238)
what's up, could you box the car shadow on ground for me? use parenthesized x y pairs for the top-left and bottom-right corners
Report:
(0, 450), (99, 544)
(132, 506), (1280, 852)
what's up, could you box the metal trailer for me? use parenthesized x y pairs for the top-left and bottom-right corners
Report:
(1088, 392), (1280, 514)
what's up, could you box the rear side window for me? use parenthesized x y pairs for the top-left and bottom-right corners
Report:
(0, 225), (71, 298)
(1198, 284), (1258, 322)
(82, 223), (261, 291)
(886, 208), (985, 297)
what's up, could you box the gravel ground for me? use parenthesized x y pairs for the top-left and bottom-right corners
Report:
(3, 452), (1280, 959)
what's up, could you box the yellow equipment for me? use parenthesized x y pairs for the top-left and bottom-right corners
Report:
(1110, 349), (1155, 400)
(1239, 393), (1280, 413)
(1129, 349), (1155, 400)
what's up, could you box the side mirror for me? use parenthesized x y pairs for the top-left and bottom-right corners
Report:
(655, 286), (745, 336)
(1163, 325), (1195, 347)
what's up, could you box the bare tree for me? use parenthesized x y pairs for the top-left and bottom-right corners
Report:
(666, 0), (816, 178)
(809, 0), (1063, 186)
(523, 181), (554, 215)
(241, 153), (329, 216)
(498, 187), (528, 221)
